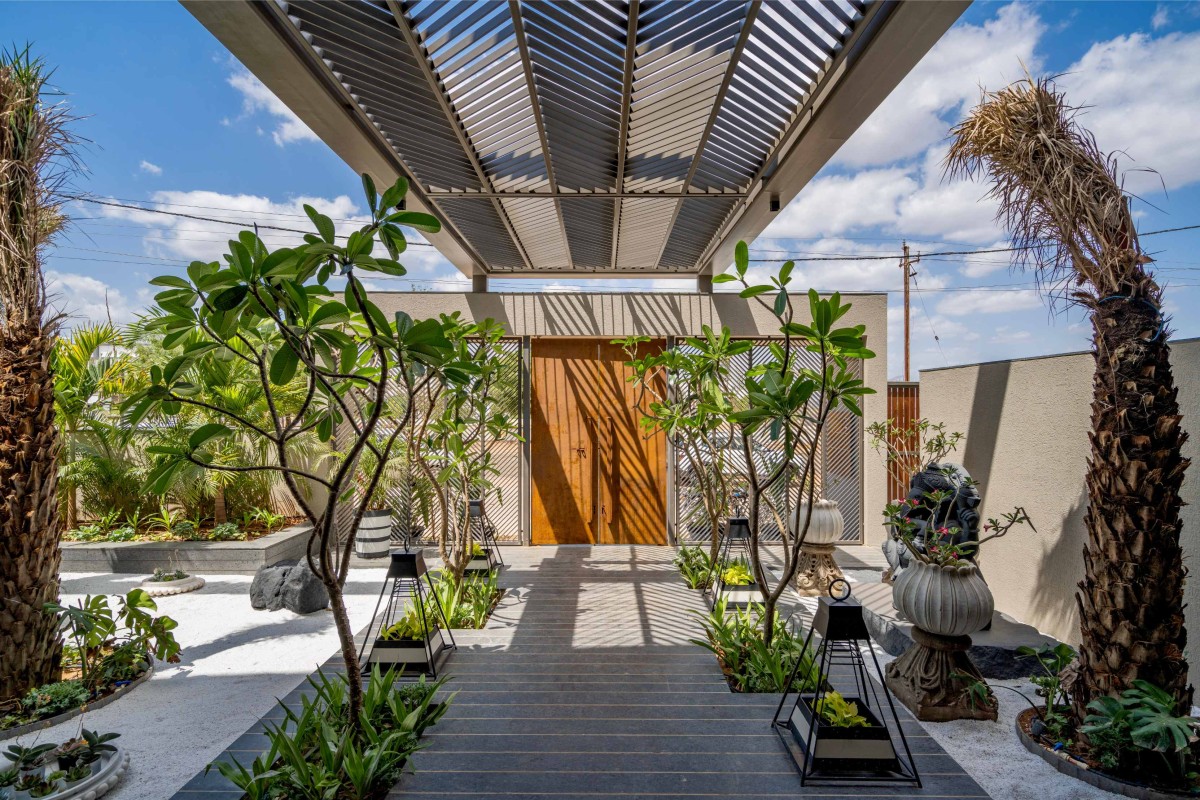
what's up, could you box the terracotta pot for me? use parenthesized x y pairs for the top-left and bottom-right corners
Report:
(891, 559), (993, 637)
(792, 499), (844, 546)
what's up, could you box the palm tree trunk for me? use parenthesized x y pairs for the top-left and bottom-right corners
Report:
(1073, 294), (1191, 718)
(214, 484), (227, 525)
(0, 324), (63, 699)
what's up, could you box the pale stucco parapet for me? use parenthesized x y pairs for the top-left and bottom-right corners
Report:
(920, 338), (1200, 678)
(368, 291), (890, 548)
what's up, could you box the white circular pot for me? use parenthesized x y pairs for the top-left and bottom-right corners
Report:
(355, 510), (393, 558)
(791, 499), (844, 546)
(138, 575), (205, 597)
(891, 559), (993, 637)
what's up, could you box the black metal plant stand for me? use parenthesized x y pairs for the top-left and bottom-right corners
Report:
(772, 581), (920, 787)
(467, 498), (504, 569)
(359, 551), (457, 678)
(709, 517), (754, 604)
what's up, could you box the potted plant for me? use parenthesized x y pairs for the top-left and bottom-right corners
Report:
(351, 433), (403, 560)
(369, 604), (445, 673)
(786, 690), (900, 775)
(3, 744), (54, 779)
(63, 763), (92, 788)
(139, 567), (205, 597)
(463, 541), (491, 575)
(882, 492), (1033, 720)
(791, 499), (846, 595)
(52, 739), (87, 773)
(716, 559), (759, 606)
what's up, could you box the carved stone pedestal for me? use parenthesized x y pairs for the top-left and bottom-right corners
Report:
(792, 542), (844, 596)
(885, 626), (998, 721)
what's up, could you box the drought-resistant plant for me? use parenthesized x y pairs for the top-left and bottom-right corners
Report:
(691, 598), (820, 693)
(3, 742), (55, 773)
(126, 173), (461, 729)
(208, 667), (449, 800)
(0, 45), (75, 702)
(64, 764), (91, 783)
(674, 545), (715, 590)
(947, 74), (1191, 723)
(19, 679), (88, 718)
(0, 768), (16, 787)
(814, 691), (869, 728)
(867, 418), (963, 495)
(79, 729), (118, 765)
(148, 567), (189, 582)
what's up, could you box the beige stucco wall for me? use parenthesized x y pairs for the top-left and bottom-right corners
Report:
(921, 338), (1200, 676)
(368, 291), (890, 546)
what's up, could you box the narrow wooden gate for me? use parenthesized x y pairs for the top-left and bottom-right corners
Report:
(530, 339), (667, 545)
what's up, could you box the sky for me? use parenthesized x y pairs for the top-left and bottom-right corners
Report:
(5, 0), (1200, 379)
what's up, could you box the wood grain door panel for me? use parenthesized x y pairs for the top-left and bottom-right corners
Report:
(531, 339), (666, 545)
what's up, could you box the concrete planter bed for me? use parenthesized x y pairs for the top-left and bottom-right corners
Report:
(0, 665), (153, 743)
(786, 696), (900, 775)
(368, 635), (447, 677)
(1016, 707), (1192, 800)
(61, 525), (311, 575)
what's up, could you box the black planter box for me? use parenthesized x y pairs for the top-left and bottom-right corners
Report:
(369, 633), (446, 674)
(788, 695), (900, 775)
(464, 547), (495, 574)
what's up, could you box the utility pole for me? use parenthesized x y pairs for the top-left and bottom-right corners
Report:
(900, 242), (915, 381)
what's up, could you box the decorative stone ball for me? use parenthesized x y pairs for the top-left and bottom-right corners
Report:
(792, 499), (844, 546)
(891, 559), (994, 637)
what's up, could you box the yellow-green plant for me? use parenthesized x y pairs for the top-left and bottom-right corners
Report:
(814, 691), (869, 728)
(721, 561), (754, 587)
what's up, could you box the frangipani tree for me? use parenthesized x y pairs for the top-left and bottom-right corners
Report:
(647, 243), (874, 644)
(617, 325), (748, 563)
(946, 76), (1191, 721)
(124, 174), (463, 725)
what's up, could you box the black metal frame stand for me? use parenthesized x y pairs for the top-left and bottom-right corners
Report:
(359, 552), (458, 679)
(468, 498), (504, 568)
(708, 517), (753, 603)
(772, 594), (920, 787)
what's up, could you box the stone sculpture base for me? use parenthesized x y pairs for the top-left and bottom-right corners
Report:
(885, 626), (998, 722)
(791, 542), (844, 596)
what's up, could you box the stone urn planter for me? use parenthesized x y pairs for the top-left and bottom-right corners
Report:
(355, 509), (392, 558)
(791, 499), (846, 596)
(884, 560), (998, 721)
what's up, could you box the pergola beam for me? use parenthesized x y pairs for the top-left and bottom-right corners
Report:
(609, 0), (640, 272)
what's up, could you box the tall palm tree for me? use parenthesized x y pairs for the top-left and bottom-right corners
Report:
(0, 47), (74, 699)
(946, 76), (1191, 719)
(52, 323), (129, 529)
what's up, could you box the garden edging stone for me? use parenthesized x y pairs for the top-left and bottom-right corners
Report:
(0, 665), (153, 743)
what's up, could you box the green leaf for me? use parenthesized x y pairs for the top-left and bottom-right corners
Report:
(308, 301), (350, 329)
(385, 210), (441, 233)
(362, 173), (378, 213)
(739, 285), (773, 298)
(210, 285), (249, 312)
(773, 289), (788, 317)
(189, 423), (232, 450)
(270, 342), (301, 385)
(734, 240), (748, 275)
(711, 273), (737, 284)
(304, 204), (336, 244)
(150, 275), (192, 289)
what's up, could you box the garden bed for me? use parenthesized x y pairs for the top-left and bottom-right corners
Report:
(0, 664), (153, 742)
(61, 524), (311, 574)
(1016, 706), (1195, 800)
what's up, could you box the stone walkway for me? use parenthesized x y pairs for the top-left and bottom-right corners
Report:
(395, 545), (989, 799)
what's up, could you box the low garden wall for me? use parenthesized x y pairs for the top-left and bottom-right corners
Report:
(60, 524), (312, 575)
(920, 337), (1200, 677)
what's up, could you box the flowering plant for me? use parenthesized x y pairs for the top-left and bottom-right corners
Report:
(883, 489), (1034, 567)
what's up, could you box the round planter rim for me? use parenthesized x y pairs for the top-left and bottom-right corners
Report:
(0, 664), (154, 742)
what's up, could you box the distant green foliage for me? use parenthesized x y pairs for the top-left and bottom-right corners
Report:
(19, 680), (88, 717)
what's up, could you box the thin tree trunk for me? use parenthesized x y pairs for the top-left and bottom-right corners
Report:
(0, 325), (63, 699)
(214, 484), (227, 525)
(1073, 294), (1191, 718)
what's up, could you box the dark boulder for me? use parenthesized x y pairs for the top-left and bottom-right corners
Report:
(250, 559), (328, 614)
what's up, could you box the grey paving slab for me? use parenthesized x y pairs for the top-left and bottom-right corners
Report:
(397, 546), (990, 800)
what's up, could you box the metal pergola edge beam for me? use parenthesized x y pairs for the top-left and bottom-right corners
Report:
(698, 0), (971, 274)
(181, 0), (491, 279)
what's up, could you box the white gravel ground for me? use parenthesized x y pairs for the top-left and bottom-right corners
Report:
(7, 559), (1121, 800)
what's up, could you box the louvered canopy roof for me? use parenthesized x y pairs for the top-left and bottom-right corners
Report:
(185, 0), (966, 279)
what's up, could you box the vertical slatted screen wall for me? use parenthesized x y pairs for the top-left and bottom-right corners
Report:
(885, 382), (921, 502)
(672, 339), (864, 545)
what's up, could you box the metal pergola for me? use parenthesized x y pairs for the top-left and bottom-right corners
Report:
(185, 0), (966, 282)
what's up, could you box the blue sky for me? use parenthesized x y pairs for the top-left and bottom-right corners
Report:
(6, 1), (1200, 378)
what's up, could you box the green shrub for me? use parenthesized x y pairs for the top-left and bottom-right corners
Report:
(674, 546), (715, 590)
(1082, 679), (1200, 787)
(207, 522), (244, 541)
(692, 598), (820, 693)
(19, 680), (89, 718)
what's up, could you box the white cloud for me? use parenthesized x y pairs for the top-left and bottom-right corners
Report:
(1152, 4), (1170, 30)
(831, 3), (1044, 169)
(46, 271), (136, 327)
(935, 288), (1041, 317)
(226, 67), (319, 147)
(138, 160), (162, 176)
(765, 168), (916, 239)
(1057, 30), (1200, 193)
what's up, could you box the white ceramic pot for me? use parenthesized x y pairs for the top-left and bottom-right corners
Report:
(791, 499), (844, 546)
(891, 559), (993, 637)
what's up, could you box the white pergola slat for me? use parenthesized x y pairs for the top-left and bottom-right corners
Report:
(184, 0), (968, 280)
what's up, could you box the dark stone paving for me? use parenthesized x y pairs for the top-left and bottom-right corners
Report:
(168, 546), (989, 799)
(394, 546), (990, 800)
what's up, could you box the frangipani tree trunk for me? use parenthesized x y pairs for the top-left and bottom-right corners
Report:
(0, 47), (72, 700)
(946, 76), (1191, 719)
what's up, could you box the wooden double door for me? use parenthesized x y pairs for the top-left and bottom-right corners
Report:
(531, 339), (667, 545)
